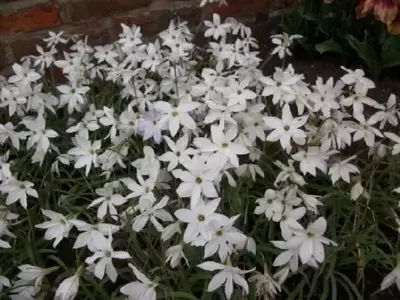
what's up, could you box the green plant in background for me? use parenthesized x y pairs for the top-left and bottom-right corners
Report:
(279, 0), (400, 78)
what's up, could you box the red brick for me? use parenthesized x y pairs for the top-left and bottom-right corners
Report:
(58, 0), (151, 23)
(0, 3), (60, 35)
(9, 31), (47, 61)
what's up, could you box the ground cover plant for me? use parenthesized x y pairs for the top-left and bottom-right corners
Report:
(0, 0), (400, 299)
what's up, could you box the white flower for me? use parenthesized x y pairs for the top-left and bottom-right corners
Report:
(340, 67), (375, 93)
(204, 14), (231, 40)
(341, 87), (382, 117)
(35, 209), (74, 247)
(310, 77), (343, 118)
(197, 261), (254, 299)
(385, 132), (400, 155)
(57, 81), (90, 114)
(137, 110), (164, 144)
(172, 156), (220, 208)
(68, 136), (101, 176)
(0, 178), (38, 209)
(194, 125), (249, 167)
(72, 221), (119, 251)
(175, 198), (225, 244)
(254, 189), (284, 222)
(0, 122), (24, 150)
(381, 264), (400, 291)
(248, 265), (281, 299)
(22, 115), (58, 154)
(54, 272), (80, 300)
(8, 62), (41, 87)
(287, 217), (337, 264)
(131, 196), (173, 232)
(225, 78), (257, 107)
(154, 101), (200, 137)
(85, 234), (131, 282)
(88, 186), (127, 219)
(204, 215), (247, 261)
(271, 33), (302, 59)
(280, 206), (306, 240)
(16, 264), (58, 288)
(165, 244), (189, 268)
(328, 156), (359, 184)
(43, 31), (67, 47)
(0, 275), (10, 292)
(353, 113), (383, 147)
(291, 147), (332, 176)
(132, 146), (160, 178)
(120, 264), (157, 300)
(350, 181), (367, 201)
(298, 191), (322, 213)
(121, 174), (156, 207)
(161, 221), (182, 242)
(159, 134), (195, 171)
(274, 160), (305, 186)
(200, 0), (227, 6)
(369, 94), (399, 129)
(260, 68), (301, 105)
(263, 104), (308, 152)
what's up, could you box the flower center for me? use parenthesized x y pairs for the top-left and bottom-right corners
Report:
(172, 111), (179, 117)
(105, 250), (112, 257)
(307, 232), (315, 239)
(197, 214), (205, 222)
(284, 125), (290, 131)
(276, 82), (282, 87)
(222, 143), (229, 149)
(195, 177), (203, 184)
(267, 199), (273, 204)
(216, 230), (223, 236)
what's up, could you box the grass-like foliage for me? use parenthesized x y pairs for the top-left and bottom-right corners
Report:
(0, 1), (399, 299)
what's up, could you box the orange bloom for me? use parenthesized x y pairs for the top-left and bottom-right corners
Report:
(357, 0), (399, 23)
(388, 13), (400, 33)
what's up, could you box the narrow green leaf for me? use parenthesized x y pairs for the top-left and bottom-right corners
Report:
(315, 39), (345, 55)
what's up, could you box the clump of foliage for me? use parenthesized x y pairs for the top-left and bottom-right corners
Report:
(280, 0), (400, 78)
(0, 1), (399, 300)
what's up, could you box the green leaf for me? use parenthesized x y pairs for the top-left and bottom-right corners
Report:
(315, 39), (345, 55)
(381, 49), (400, 69)
(345, 34), (380, 77)
(170, 292), (199, 300)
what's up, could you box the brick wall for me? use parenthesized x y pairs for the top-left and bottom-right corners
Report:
(0, 0), (291, 70)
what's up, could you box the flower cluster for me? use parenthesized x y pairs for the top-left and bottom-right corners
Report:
(0, 2), (399, 299)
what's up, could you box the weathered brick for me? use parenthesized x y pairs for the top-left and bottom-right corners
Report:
(9, 31), (47, 61)
(0, 41), (7, 70)
(112, 9), (170, 37)
(58, 0), (151, 23)
(0, 3), (60, 34)
(210, 0), (269, 16)
(63, 18), (113, 46)
(111, 1), (202, 38)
